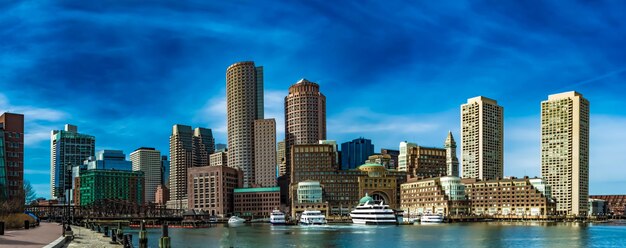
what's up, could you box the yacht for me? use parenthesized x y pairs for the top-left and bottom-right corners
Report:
(228, 216), (246, 225)
(419, 213), (444, 223)
(299, 210), (327, 225)
(270, 210), (287, 225)
(350, 194), (398, 225)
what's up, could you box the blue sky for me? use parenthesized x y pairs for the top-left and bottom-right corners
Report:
(1, 1), (625, 199)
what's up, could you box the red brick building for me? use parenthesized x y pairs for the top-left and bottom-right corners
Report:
(187, 165), (242, 217)
(234, 187), (281, 218)
(590, 195), (626, 216)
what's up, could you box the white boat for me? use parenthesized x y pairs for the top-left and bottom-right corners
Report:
(228, 216), (246, 225)
(419, 213), (444, 223)
(270, 210), (287, 225)
(350, 193), (397, 225)
(299, 210), (327, 225)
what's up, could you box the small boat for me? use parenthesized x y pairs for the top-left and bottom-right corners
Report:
(420, 213), (444, 223)
(228, 216), (246, 225)
(299, 210), (327, 225)
(350, 193), (397, 225)
(270, 210), (287, 225)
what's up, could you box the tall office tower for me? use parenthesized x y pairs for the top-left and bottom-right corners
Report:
(215, 143), (227, 152)
(254, 119), (277, 187)
(130, 147), (162, 204)
(0, 113), (24, 202)
(50, 124), (95, 200)
(226, 61), (264, 187)
(192, 127), (215, 167)
(276, 140), (286, 176)
(381, 149), (399, 170)
(445, 131), (460, 177)
(284, 78), (326, 178)
(398, 141), (417, 172)
(341, 138), (375, 170)
(541, 91), (589, 216)
(169, 124), (193, 207)
(461, 96), (504, 180)
(161, 155), (169, 186)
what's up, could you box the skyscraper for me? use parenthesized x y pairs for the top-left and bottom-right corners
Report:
(130, 147), (162, 204)
(50, 124), (95, 200)
(169, 124), (193, 208)
(192, 127), (215, 167)
(161, 155), (169, 186)
(445, 131), (460, 177)
(0, 113), (24, 202)
(226, 61), (264, 187)
(461, 96), (504, 180)
(541, 91), (589, 216)
(284, 78), (326, 178)
(276, 140), (286, 176)
(340, 138), (375, 170)
(254, 118), (277, 187)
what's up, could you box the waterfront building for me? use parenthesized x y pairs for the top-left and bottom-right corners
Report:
(227, 61), (264, 187)
(284, 78), (327, 180)
(341, 138), (374, 170)
(155, 184), (169, 206)
(464, 177), (556, 217)
(365, 154), (392, 169)
(588, 199), (607, 217)
(291, 181), (327, 217)
(589, 195), (626, 216)
(0, 113), (24, 202)
(444, 132), (459, 177)
(187, 165), (242, 217)
(289, 144), (406, 217)
(398, 142), (416, 172)
(161, 155), (169, 186)
(461, 96), (504, 181)
(74, 169), (144, 206)
(130, 147), (162, 204)
(541, 91), (589, 216)
(319, 140), (339, 164)
(169, 124), (193, 208)
(409, 146), (447, 179)
(254, 119), (277, 187)
(192, 127), (215, 167)
(209, 151), (228, 167)
(276, 140), (286, 176)
(234, 187), (281, 218)
(50, 124), (95, 200)
(380, 148), (399, 170)
(400, 176), (469, 216)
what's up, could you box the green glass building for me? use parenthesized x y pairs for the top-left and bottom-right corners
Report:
(76, 169), (144, 206)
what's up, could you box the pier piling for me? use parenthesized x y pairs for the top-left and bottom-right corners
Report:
(139, 220), (148, 248)
(159, 223), (171, 248)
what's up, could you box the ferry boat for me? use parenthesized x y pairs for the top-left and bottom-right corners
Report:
(419, 213), (444, 223)
(299, 210), (327, 225)
(270, 210), (287, 225)
(350, 193), (398, 225)
(228, 216), (246, 225)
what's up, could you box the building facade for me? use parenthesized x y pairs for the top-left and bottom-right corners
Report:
(365, 154), (392, 169)
(0, 113), (24, 202)
(130, 147), (162, 204)
(398, 142), (417, 172)
(155, 184), (169, 206)
(50, 124), (95, 200)
(276, 140), (286, 177)
(461, 96), (504, 181)
(226, 61), (264, 187)
(444, 131), (460, 177)
(408, 146), (447, 179)
(234, 187), (281, 218)
(254, 119), (277, 187)
(541, 91), (589, 216)
(161, 155), (169, 186)
(209, 151), (228, 167)
(380, 148), (399, 170)
(169, 124), (193, 207)
(341, 137), (375, 170)
(589, 195), (626, 216)
(74, 169), (144, 206)
(187, 165), (242, 217)
(400, 176), (468, 217)
(192, 127), (215, 167)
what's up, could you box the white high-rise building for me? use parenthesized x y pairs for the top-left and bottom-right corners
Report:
(398, 141), (417, 172)
(130, 147), (162, 204)
(461, 96), (503, 180)
(541, 91), (589, 216)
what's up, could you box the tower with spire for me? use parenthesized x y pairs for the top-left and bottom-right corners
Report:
(444, 131), (459, 177)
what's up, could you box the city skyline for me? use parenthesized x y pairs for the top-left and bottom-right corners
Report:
(2, 1), (626, 198)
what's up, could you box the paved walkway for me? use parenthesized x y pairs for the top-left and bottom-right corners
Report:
(67, 225), (120, 247)
(0, 222), (63, 248)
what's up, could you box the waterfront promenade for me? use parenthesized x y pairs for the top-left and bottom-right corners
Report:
(0, 222), (62, 248)
(67, 225), (119, 247)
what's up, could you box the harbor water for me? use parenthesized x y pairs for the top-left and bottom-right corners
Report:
(123, 222), (626, 248)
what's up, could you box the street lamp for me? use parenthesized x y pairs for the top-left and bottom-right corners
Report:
(65, 162), (72, 233)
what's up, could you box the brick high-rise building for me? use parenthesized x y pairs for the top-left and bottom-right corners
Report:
(226, 61), (264, 187)
(0, 113), (24, 202)
(541, 91), (589, 216)
(254, 119), (276, 187)
(130, 147), (162, 204)
(187, 165), (242, 217)
(461, 96), (504, 180)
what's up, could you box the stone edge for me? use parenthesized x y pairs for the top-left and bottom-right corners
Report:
(43, 236), (69, 248)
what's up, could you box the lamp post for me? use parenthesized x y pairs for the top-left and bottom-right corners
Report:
(65, 162), (72, 233)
